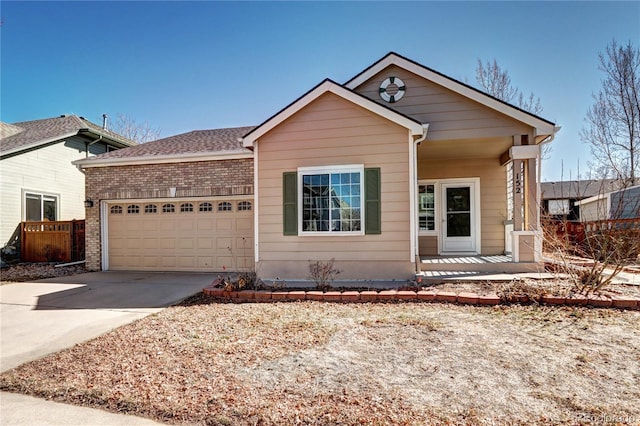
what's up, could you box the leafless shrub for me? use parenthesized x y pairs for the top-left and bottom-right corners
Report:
(543, 219), (640, 296)
(220, 240), (259, 291)
(308, 258), (340, 291)
(497, 280), (546, 303)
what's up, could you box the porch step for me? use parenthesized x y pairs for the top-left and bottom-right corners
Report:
(416, 269), (554, 283)
(419, 255), (543, 274)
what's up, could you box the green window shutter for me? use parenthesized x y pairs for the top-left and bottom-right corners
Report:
(282, 172), (298, 235)
(364, 167), (381, 234)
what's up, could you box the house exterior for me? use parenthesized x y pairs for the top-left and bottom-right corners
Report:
(541, 179), (626, 221)
(0, 115), (136, 248)
(575, 184), (640, 222)
(76, 53), (559, 281)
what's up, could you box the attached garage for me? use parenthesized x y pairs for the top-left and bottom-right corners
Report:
(74, 125), (256, 272)
(104, 198), (253, 272)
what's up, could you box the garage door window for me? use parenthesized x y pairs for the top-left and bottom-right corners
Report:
(144, 204), (157, 214)
(162, 204), (175, 213)
(238, 201), (252, 211)
(110, 205), (123, 214)
(218, 202), (232, 212)
(127, 205), (140, 214)
(180, 203), (194, 212)
(199, 202), (213, 212)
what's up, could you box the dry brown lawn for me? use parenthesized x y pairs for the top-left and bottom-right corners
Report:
(1, 296), (639, 425)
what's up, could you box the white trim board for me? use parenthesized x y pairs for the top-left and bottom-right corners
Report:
(242, 79), (425, 148)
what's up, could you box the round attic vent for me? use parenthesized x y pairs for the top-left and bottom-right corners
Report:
(379, 77), (405, 103)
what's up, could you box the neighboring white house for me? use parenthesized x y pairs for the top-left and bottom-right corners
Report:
(575, 184), (640, 222)
(0, 115), (136, 247)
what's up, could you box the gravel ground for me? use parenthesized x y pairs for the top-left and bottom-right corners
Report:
(1, 298), (638, 425)
(0, 263), (86, 283)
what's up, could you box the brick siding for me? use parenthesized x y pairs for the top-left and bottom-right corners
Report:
(84, 159), (253, 271)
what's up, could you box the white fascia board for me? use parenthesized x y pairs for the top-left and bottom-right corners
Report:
(1, 132), (77, 157)
(574, 193), (605, 206)
(574, 183), (640, 206)
(73, 150), (253, 168)
(242, 80), (424, 148)
(345, 54), (557, 136)
(510, 145), (540, 160)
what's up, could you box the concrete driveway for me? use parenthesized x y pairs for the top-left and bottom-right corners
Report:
(1, 271), (214, 425)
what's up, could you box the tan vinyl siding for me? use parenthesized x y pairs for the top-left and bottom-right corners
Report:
(419, 158), (507, 255)
(354, 65), (530, 141)
(256, 92), (413, 279)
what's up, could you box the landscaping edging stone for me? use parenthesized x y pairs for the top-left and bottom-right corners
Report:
(202, 281), (640, 310)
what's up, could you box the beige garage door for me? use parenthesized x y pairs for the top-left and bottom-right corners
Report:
(107, 199), (253, 272)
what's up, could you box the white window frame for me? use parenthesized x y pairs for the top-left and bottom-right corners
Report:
(548, 199), (570, 215)
(22, 190), (59, 221)
(418, 180), (438, 236)
(297, 164), (365, 236)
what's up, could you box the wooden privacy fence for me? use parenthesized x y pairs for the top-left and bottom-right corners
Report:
(21, 220), (85, 263)
(545, 218), (640, 258)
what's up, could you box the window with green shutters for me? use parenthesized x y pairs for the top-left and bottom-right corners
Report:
(282, 166), (380, 235)
(282, 172), (298, 235)
(364, 167), (381, 234)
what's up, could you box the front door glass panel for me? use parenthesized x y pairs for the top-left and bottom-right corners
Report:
(446, 187), (471, 237)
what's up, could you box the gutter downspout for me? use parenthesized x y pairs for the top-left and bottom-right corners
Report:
(77, 136), (104, 174)
(411, 124), (429, 272)
(85, 135), (103, 158)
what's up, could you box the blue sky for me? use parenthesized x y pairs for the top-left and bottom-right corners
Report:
(1, 1), (638, 181)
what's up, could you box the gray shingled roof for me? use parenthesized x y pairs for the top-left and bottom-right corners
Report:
(81, 126), (256, 161)
(0, 115), (136, 155)
(541, 179), (628, 200)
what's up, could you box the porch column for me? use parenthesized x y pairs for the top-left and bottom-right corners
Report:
(525, 157), (539, 231)
(512, 134), (524, 231)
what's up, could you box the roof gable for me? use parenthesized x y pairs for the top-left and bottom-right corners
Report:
(0, 115), (136, 157)
(242, 79), (426, 148)
(345, 52), (558, 139)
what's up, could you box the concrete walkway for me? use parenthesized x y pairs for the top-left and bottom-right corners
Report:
(1, 271), (214, 425)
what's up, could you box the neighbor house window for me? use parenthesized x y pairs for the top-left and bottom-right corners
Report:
(25, 192), (58, 221)
(418, 183), (436, 232)
(548, 199), (570, 215)
(299, 165), (363, 234)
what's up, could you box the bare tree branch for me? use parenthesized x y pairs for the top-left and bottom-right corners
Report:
(475, 58), (548, 156)
(582, 39), (640, 184)
(110, 113), (161, 144)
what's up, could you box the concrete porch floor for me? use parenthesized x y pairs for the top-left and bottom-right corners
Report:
(417, 254), (546, 282)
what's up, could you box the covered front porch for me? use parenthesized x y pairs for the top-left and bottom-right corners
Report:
(414, 133), (545, 272)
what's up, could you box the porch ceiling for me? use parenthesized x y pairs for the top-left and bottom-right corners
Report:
(418, 137), (512, 161)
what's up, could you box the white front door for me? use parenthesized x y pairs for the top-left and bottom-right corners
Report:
(441, 182), (478, 253)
